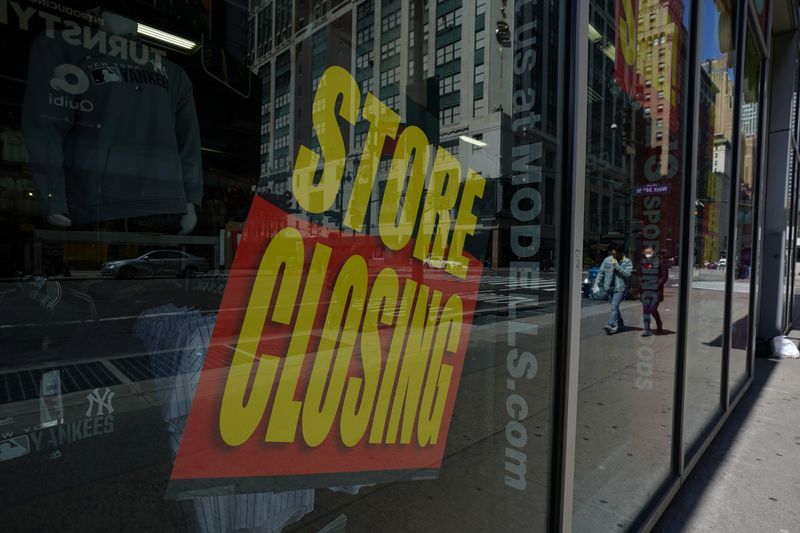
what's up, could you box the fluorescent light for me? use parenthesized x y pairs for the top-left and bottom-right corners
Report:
(201, 147), (230, 154)
(603, 43), (616, 61)
(137, 23), (197, 50)
(588, 24), (602, 43)
(459, 135), (487, 147)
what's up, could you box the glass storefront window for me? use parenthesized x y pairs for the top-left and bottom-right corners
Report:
(0, 1), (567, 530)
(729, 26), (762, 395)
(684, 0), (737, 457)
(573, 0), (690, 529)
(0, 0), (785, 530)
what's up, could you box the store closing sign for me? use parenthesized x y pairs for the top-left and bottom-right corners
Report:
(170, 66), (487, 493)
(615, 0), (640, 96)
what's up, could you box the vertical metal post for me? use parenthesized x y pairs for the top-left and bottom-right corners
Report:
(721, 0), (747, 411)
(549, 0), (587, 530)
(673, 0), (702, 478)
(748, 0), (774, 371)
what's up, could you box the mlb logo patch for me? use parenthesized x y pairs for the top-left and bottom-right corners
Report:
(90, 67), (122, 84)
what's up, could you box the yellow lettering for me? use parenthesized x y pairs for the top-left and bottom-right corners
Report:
(417, 294), (462, 445)
(291, 66), (360, 213)
(379, 126), (430, 250)
(219, 228), (303, 446)
(446, 170), (486, 279)
(369, 280), (417, 443)
(619, 0), (636, 66)
(413, 147), (461, 262)
(302, 255), (368, 447)
(344, 94), (401, 231)
(386, 285), (441, 444)
(340, 268), (399, 447)
(266, 243), (332, 442)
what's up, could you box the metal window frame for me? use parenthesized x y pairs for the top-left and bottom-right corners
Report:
(721, 0), (746, 412)
(672, 0), (703, 483)
(745, 0), (773, 379)
(549, 0), (587, 529)
(553, 1), (776, 531)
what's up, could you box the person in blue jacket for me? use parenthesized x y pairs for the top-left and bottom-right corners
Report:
(594, 243), (633, 335)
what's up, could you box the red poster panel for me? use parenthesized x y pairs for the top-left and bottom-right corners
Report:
(169, 195), (483, 495)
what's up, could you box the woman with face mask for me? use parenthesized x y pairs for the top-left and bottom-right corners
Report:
(639, 247), (669, 336)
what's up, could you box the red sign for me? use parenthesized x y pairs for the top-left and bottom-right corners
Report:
(169, 195), (483, 493)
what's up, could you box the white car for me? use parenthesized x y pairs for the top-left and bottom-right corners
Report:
(423, 255), (460, 269)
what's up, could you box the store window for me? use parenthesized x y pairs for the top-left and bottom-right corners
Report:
(730, 27), (763, 396)
(574, 0), (691, 529)
(684, 0), (737, 457)
(0, 1), (569, 531)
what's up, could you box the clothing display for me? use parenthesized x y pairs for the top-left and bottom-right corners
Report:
(0, 276), (98, 366)
(134, 306), (314, 533)
(22, 30), (202, 223)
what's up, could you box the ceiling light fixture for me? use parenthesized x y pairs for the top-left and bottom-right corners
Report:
(459, 135), (487, 147)
(137, 23), (197, 51)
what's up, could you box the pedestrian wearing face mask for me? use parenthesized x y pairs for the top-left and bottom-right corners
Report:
(595, 243), (633, 335)
(639, 246), (668, 336)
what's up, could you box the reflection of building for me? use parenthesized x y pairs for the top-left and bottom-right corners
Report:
(696, 67), (718, 264)
(637, 0), (686, 175)
(246, 0), (560, 267)
(586, 0), (687, 260)
(634, 0), (687, 259)
(741, 135), (757, 188)
(707, 139), (732, 259)
(585, 1), (637, 251)
(693, 56), (737, 265)
(704, 52), (756, 276)
(704, 56), (735, 142)
(741, 102), (758, 136)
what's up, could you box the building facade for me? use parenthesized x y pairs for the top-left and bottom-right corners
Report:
(0, 0), (797, 531)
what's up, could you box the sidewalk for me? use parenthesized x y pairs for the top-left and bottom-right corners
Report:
(654, 351), (800, 532)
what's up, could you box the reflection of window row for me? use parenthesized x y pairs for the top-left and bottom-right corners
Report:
(356, 26), (374, 46)
(475, 29), (485, 50)
(274, 93), (290, 109)
(439, 74), (460, 96)
(380, 38), (400, 60)
(359, 77), (375, 95)
(436, 8), (462, 32)
(356, 51), (374, 71)
(435, 41), (461, 66)
(440, 106), (460, 126)
(382, 94), (400, 112)
(380, 67), (400, 87)
(381, 9), (400, 32)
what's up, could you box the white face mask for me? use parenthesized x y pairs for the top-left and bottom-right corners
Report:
(644, 253), (654, 259)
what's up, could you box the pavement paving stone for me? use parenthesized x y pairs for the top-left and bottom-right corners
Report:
(655, 356), (800, 533)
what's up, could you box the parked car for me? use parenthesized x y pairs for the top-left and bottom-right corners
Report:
(423, 255), (461, 269)
(101, 250), (210, 279)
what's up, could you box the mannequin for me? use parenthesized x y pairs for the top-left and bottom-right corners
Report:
(38, 9), (199, 234)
